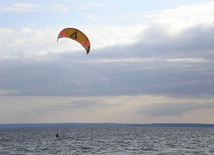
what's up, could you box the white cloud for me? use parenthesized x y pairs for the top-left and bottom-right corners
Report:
(21, 27), (33, 34)
(0, 28), (13, 35)
(2, 1), (214, 58)
(144, 1), (214, 34)
(53, 4), (69, 12)
(86, 25), (144, 49)
(77, 2), (104, 10)
(0, 3), (40, 12)
(0, 28), (60, 59)
(86, 15), (98, 20)
(0, 25), (144, 59)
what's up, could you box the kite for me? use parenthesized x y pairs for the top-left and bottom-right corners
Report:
(57, 28), (91, 54)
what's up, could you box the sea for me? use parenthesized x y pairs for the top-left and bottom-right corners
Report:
(0, 125), (214, 155)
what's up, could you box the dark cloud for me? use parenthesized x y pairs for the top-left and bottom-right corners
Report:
(1, 24), (214, 97)
(127, 24), (214, 59)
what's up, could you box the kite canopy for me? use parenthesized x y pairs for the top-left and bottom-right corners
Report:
(57, 28), (91, 54)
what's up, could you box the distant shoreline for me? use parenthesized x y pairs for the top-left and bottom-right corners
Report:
(0, 123), (214, 129)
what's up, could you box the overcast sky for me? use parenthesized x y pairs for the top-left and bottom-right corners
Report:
(1, 0), (214, 124)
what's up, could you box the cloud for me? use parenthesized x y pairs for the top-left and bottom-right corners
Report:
(0, 95), (214, 123)
(77, 2), (104, 10)
(53, 4), (69, 12)
(138, 24), (214, 54)
(0, 3), (40, 13)
(1, 24), (214, 97)
(1, 1), (214, 98)
(140, 101), (214, 117)
(144, 1), (214, 34)
(0, 28), (61, 58)
(86, 15), (98, 21)
(0, 90), (17, 95)
(0, 25), (143, 58)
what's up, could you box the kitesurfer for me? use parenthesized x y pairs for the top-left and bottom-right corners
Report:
(56, 133), (59, 138)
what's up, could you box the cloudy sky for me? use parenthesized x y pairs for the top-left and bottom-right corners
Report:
(1, 0), (214, 124)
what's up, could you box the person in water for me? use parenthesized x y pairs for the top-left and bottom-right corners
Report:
(56, 133), (59, 138)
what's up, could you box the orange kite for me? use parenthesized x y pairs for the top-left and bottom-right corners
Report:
(57, 28), (91, 54)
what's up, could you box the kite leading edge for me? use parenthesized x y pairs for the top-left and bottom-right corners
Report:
(57, 28), (91, 54)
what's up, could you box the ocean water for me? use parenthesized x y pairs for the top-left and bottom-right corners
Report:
(0, 127), (214, 155)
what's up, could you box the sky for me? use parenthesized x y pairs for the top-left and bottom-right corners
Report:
(1, 0), (214, 124)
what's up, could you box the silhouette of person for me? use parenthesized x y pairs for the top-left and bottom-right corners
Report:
(56, 133), (59, 138)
